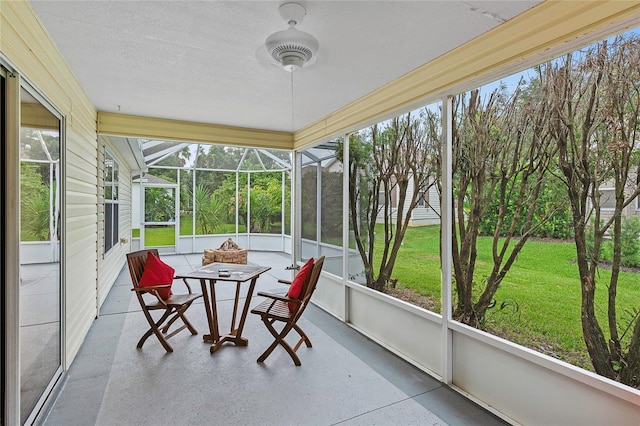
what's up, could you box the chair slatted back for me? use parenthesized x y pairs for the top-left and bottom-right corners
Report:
(292, 256), (324, 320)
(127, 249), (159, 293)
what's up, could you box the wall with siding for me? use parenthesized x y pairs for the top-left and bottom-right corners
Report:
(407, 178), (440, 226)
(97, 136), (132, 308)
(375, 177), (440, 226)
(1, 1), (100, 368)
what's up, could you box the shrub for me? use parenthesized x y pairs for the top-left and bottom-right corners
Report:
(620, 216), (640, 268)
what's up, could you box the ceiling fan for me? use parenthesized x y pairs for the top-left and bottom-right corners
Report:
(265, 2), (319, 72)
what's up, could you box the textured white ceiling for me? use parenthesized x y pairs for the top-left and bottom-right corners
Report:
(29, 1), (540, 133)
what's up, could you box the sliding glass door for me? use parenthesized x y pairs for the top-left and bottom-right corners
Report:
(18, 86), (63, 424)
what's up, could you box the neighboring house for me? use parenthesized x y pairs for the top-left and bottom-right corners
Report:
(300, 144), (441, 227)
(596, 176), (640, 223)
(376, 177), (440, 226)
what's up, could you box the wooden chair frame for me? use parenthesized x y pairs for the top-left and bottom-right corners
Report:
(251, 256), (325, 366)
(127, 249), (202, 352)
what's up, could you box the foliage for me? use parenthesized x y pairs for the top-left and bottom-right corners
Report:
(20, 162), (51, 241)
(194, 184), (223, 234)
(179, 170), (287, 235)
(179, 169), (193, 214)
(478, 177), (573, 239)
(144, 187), (174, 222)
(300, 167), (343, 242)
(598, 217), (640, 268)
(212, 172), (248, 225)
(619, 217), (640, 268)
(439, 81), (556, 327)
(545, 34), (640, 386)
(338, 112), (437, 291)
(249, 172), (284, 233)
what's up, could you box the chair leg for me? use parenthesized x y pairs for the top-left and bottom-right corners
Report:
(139, 309), (174, 353)
(257, 317), (302, 366)
(162, 303), (198, 336)
(293, 323), (312, 348)
(176, 304), (198, 335)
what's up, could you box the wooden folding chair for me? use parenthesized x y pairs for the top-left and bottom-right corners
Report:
(251, 256), (325, 366)
(126, 249), (202, 353)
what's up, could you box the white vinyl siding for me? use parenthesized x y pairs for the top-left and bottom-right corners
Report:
(3, 1), (99, 368)
(97, 137), (132, 308)
(407, 177), (440, 226)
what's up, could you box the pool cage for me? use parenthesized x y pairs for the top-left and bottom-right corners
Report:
(131, 140), (292, 255)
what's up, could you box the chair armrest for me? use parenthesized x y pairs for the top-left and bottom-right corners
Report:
(132, 285), (170, 305)
(256, 291), (295, 303)
(132, 284), (171, 292)
(177, 277), (195, 294)
(278, 279), (292, 286)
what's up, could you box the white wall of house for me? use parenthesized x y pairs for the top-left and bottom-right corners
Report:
(376, 178), (440, 227)
(2, 1), (101, 373)
(408, 178), (440, 226)
(597, 185), (640, 225)
(97, 136), (133, 309)
(1, 3), (136, 391)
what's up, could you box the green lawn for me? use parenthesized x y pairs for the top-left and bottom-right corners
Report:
(143, 226), (175, 246)
(375, 224), (639, 370)
(132, 215), (249, 246)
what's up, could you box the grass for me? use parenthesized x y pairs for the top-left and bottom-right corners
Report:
(374, 224), (640, 370)
(143, 226), (175, 246)
(132, 214), (250, 246)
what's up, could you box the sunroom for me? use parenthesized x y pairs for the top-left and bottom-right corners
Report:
(3, 1), (640, 425)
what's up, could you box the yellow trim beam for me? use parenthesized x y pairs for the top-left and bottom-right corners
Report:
(294, 0), (640, 148)
(97, 112), (294, 150)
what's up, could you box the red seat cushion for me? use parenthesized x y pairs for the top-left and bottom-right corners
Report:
(286, 257), (314, 312)
(138, 252), (175, 299)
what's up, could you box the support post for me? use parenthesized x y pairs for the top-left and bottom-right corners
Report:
(441, 96), (454, 384)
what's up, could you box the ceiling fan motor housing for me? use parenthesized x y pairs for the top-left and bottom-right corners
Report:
(266, 29), (318, 71)
(265, 2), (319, 72)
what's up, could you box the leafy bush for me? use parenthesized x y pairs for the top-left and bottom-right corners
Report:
(478, 178), (573, 240)
(144, 187), (174, 222)
(620, 216), (640, 268)
(194, 184), (223, 234)
(20, 162), (51, 241)
(592, 217), (640, 268)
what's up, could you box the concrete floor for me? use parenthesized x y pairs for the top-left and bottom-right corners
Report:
(41, 251), (507, 426)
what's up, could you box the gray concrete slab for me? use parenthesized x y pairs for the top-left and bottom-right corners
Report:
(42, 252), (507, 426)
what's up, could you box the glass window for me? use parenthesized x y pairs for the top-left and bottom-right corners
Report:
(104, 149), (119, 253)
(599, 189), (616, 210)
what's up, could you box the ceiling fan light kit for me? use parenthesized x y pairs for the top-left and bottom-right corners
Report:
(265, 2), (319, 72)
